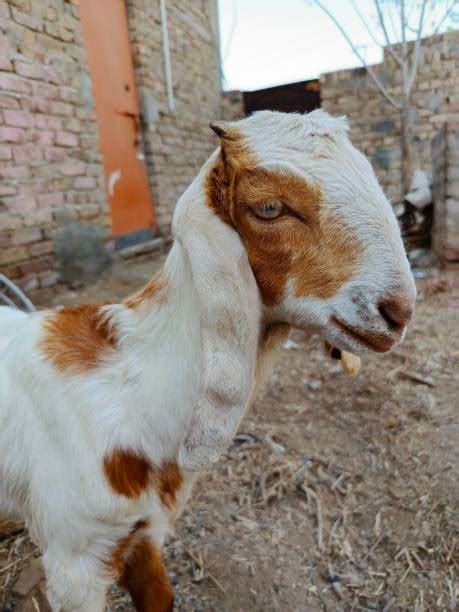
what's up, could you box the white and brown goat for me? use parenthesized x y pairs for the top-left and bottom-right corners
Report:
(0, 110), (415, 611)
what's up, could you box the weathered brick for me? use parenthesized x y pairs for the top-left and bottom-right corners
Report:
(74, 176), (95, 190)
(0, 127), (26, 144)
(49, 101), (74, 117)
(0, 213), (23, 231)
(60, 160), (85, 176)
(14, 60), (48, 80)
(19, 256), (53, 276)
(12, 227), (42, 245)
(12, 145), (43, 164)
(23, 210), (53, 228)
(44, 147), (67, 162)
(3, 194), (37, 213)
(3, 110), (34, 128)
(35, 114), (62, 131)
(0, 56), (13, 71)
(0, 184), (17, 197)
(0, 73), (31, 95)
(0, 246), (29, 266)
(55, 131), (78, 147)
(0, 145), (12, 160)
(29, 129), (55, 146)
(37, 192), (64, 208)
(0, 233), (12, 249)
(29, 240), (53, 256)
(0, 165), (30, 179)
(12, 8), (42, 31)
(0, 94), (21, 109)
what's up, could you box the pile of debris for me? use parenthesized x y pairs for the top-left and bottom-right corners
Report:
(395, 170), (433, 250)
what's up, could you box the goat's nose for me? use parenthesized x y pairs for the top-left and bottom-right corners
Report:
(378, 289), (415, 331)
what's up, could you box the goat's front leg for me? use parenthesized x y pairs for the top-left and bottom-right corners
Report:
(118, 537), (173, 612)
(42, 551), (109, 612)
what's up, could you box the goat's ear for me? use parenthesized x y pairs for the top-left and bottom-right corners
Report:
(176, 204), (260, 471)
(209, 120), (237, 141)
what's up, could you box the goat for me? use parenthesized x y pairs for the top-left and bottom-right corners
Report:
(0, 110), (416, 611)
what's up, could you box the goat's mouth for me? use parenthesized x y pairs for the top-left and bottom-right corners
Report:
(330, 317), (397, 353)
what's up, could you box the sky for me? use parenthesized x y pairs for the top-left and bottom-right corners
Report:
(218, 0), (457, 91)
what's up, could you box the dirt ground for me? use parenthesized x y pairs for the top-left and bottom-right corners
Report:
(1, 252), (458, 611)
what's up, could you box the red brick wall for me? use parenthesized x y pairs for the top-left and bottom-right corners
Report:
(0, 0), (107, 298)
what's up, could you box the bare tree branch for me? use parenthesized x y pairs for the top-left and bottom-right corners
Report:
(432, 0), (459, 36)
(350, 0), (384, 49)
(400, 0), (408, 60)
(386, 1), (401, 44)
(373, 0), (403, 65)
(407, 0), (428, 95)
(312, 0), (401, 108)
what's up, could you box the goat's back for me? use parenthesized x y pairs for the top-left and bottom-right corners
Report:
(0, 306), (29, 353)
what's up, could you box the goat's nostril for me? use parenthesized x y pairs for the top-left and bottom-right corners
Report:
(378, 292), (414, 331)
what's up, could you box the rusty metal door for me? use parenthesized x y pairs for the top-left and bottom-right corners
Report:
(79, 0), (156, 245)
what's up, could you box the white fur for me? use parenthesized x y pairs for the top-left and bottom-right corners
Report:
(0, 110), (415, 611)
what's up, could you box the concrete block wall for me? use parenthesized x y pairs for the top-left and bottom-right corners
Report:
(0, 0), (222, 297)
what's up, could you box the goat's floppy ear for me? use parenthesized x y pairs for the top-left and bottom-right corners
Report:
(175, 199), (260, 471)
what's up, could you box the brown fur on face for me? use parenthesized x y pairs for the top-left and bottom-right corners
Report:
(206, 138), (362, 307)
(40, 305), (117, 373)
(103, 450), (183, 506)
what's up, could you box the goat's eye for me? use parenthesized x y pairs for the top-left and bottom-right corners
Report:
(254, 201), (284, 220)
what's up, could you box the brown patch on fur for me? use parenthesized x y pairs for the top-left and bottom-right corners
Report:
(206, 147), (362, 306)
(119, 538), (173, 612)
(104, 449), (152, 498)
(156, 461), (183, 509)
(40, 305), (117, 373)
(124, 271), (168, 309)
(104, 450), (182, 507)
(106, 521), (173, 611)
(106, 519), (150, 577)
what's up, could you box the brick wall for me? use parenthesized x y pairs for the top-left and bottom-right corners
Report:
(0, 0), (221, 297)
(126, 0), (221, 232)
(320, 32), (459, 203)
(0, 0), (107, 297)
(221, 89), (244, 121)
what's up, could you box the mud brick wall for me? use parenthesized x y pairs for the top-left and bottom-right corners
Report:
(0, 0), (221, 297)
(221, 89), (244, 121)
(321, 32), (459, 203)
(0, 0), (107, 297)
(432, 122), (459, 265)
(126, 0), (221, 231)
